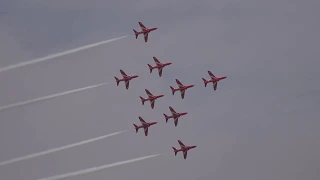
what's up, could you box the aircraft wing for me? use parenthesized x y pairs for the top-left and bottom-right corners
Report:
(125, 80), (130, 89)
(178, 140), (186, 148)
(144, 127), (149, 136)
(153, 57), (161, 64)
(208, 71), (216, 79)
(169, 106), (177, 114)
(214, 82), (218, 91)
(139, 117), (147, 125)
(150, 99), (155, 109)
(120, 69), (127, 77)
(175, 79), (184, 87)
(158, 67), (163, 77)
(139, 22), (147, 30)
(144, 33), (149, 42)
(174, 117), (179, 126)
(180, 89), (185, 99)
(145, 89), (153, 97)
(183, 151), (188, 159)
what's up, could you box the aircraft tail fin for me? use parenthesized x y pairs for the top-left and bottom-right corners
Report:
(139, 96), (146, 105)
(170, 86), (175, 95)
(202, 78), (208, 87)
(133, 29), (139, 39)
(133, 124), (139, 133)
(172, 147), (178, 156)
(114, 77), (120, 86)
(163, 113), (169, 123)
(147, 64), (153, 73)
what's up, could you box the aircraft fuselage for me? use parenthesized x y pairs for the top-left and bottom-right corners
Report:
(170, 112), (188, 118)
(137, 27), (158, 34)
(137, 122), (157, 129)
(178, 84), (194, 90)
(208, 76), (227, 83)
(146, 94), (164, 101)
(180, 146), (197, 152)
(120, 75), (139, 81)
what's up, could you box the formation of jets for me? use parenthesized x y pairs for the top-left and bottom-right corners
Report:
(115, 22), (227, 159)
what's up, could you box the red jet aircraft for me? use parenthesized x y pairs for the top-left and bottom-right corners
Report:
(147, 57), (172, 77)
(114, 69), (139, 89)
(133, 22), (158, 42)
(133, 117), (157, 136)
(163, 106), (188, 126)
(170, 79), (195, 99)
(202, 71), (227, 90)
(172, 140), (197, 159)
(139, 89), (164, 109)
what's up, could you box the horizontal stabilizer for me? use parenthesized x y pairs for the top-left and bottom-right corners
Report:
(170, 86), (175, 95)
(133, 124), (139, 133)
(172, 147), (178, 156)
(139, 96), (145, 105)
(163, 114), (169, 123)
(133, 29), (139, 39)
(202, 78), (208, 87)
(114, 77), (120, 86)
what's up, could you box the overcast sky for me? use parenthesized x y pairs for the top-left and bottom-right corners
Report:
(0, 0), (319, 180)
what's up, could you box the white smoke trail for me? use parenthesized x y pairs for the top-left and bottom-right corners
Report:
(0, 36), (128, 73)
(0, 82), (107, 112)
(0, 131), (126, 167)
(36, 153), (163, 180)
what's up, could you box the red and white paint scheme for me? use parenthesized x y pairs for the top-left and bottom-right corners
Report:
(147, 57), (172, 77)
(114, 69), (139, 89)
(133, 117), (157, 136)
(133, 22), (158, 42)
(202, 71), (227, 90)
(170, 79), (195, 99)
(163, 106), (188, 126)
(139, 89), (164, 109)
(172, 140), (197, 159)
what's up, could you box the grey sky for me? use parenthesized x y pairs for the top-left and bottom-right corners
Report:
(1, 0), (319, 180)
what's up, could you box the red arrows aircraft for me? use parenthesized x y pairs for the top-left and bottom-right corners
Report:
(133, 22), (158, 42)
(147, 57), (172, 77)
(172, 140), (197, 159)
(202, 71), (227, 90)
(170, 79), (195, 99)
(163, 106), (188, 126)
(114, 69), (139, 89)
(133, 117), (157, 136)
(139, 89), (164, 109)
